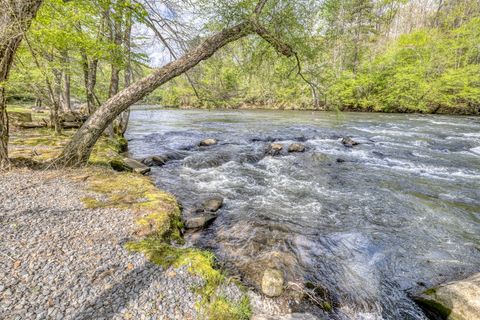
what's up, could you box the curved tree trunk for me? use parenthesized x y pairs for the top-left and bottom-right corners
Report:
(57, 6), (296, 167)
(57, 22), (253, 166)
(0, 0), (44, 168)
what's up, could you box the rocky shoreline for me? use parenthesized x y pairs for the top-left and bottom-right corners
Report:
(3, 125), (479, 319)
(2, 128), (317, 319)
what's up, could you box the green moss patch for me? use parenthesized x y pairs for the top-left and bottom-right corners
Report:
(125, 237), (251, 320)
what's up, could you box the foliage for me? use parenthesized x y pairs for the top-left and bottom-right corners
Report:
(158, 0), (480, 114)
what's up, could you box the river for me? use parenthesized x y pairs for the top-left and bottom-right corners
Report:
(126, 106), (480, 319)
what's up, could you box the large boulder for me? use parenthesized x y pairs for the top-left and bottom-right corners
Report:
(261, 268), (284, 297)
(288, 143), (305, 153)
(413, 273), (480, 320)
(341, 137), (359, 147)
(184, 197), (224, 229)
(199, 138), (217, 146)
(267, 143), (283, 156)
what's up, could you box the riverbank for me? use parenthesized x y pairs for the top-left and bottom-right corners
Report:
(1, 126), (310, 319)
(162, 103), (480, 115)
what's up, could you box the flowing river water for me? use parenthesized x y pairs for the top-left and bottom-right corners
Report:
(126, 106), (480, 319)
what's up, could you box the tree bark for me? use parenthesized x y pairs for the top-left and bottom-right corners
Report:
(0, 0), (43, 168)
(61, 51), (72, 112)
(81, 52), (99, 114)
(116, 12), (133, 136)
(52, 68), (62, 134)
(57, 19), (294, 166)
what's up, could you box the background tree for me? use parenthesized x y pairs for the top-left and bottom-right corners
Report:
(0, 0), (44, 168)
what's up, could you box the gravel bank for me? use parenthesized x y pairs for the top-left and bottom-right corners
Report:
(0, 169), (300, 320)
(0, 169), (208, 320)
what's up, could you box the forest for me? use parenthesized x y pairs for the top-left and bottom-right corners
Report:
(3, 0), (479, 118)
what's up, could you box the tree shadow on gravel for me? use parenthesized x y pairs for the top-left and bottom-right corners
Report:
(72, 263), (160, 320)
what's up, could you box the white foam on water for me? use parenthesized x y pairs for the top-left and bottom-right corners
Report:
(371, 158), (480, 181)
(425, 120), (478, 128)
(470, 146), (480, 155)
(349, 127), (419, 137)
(464, 132), (480, 138)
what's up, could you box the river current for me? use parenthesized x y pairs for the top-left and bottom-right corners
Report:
(126, 106), (480, 319)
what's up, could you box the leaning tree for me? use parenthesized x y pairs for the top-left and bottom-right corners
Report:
(56, 0), (297, 166)
(0, 0), (44, 168)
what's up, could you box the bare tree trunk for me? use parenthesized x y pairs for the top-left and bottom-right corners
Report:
(0, 0), (43, 168)
(52, 68), (62, 134)
(81, 52), (99, 114)
(62, 71), (71, 112)
(61, 51), (72, 112)
(116, 12), (133, 136)
(107, 4), (123, 137)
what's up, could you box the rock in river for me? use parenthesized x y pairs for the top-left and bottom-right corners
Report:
(142, 155), (168, 167)
(341, 136), (359, 147)
(111, 157), (151, 175)
(413, 272), (480, 320)
(184, 197), (224, 229)
(288, 143), (305, 153)
(199, 138), (217, 146)
(267, 143), (283, 156)
(202, 197), (223, 212)
(261, 268), (284, 297)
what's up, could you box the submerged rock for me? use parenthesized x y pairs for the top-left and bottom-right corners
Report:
(288, 143), (306, 153)
(267, 143), (283, 156)
(184, 212), (218, 229)
(184, 197), (224, 229)
(202, 197), (223, 212)
(413, 273), (480, 320)
(341, 137), (359, 147)
(199, 138), (217, 146)
(262, 268), (284, 297)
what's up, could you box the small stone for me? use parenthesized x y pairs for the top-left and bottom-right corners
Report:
(267, 143), (283, 156)
(13, 260), (21, 269)
(199, 138), (217, 146)
(288, 143), (305, 153)
(341, 137), (359, 147)
(141, 155), (168, 167)
(261, 268), (284, 297)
